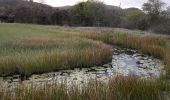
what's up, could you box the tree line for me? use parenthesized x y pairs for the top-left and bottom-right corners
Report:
(0, 0), (170, 34)
(0, 0), (68, 25)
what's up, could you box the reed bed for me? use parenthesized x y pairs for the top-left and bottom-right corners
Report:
(80, 32), (170, 76)
(0, 24), (112, 76)
(81, 32), (166, 59)
(0, 44), (112, 76)
(0, 76), (169, 100)
(1, 24), (170, 100)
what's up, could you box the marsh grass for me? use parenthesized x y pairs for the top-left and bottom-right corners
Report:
(0, 45), (112, 76)
(165, 49), (170, 76)
(1, 76), (169, 100)
(81, 32), (170, 76)
(1, 24), (170, 100)
(81, 32), (166, 59)
(0, 24), (112, 76)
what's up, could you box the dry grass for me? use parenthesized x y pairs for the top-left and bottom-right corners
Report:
(0, 76), (169, 100)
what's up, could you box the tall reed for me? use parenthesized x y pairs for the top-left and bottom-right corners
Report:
(0, 24), (113, 76)
(81, 32), (166, 59)
(80, 32), (170, 76)
(0, 44), (112, 76)
(1, 76), (169, 100)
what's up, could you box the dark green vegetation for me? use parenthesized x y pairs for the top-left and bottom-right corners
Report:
(0, 0), (170, 34)
(0, 24), (112, 76)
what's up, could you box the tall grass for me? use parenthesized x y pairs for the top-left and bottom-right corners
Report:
(0, 24), (170, 99)
(0, 76), (169, 100)
(80, 32), (170, 76)
(165, 47), (170, 76)
(0, 24), (112, 76)
(81, 32), (166, 59)
(0, 44), (112, 76)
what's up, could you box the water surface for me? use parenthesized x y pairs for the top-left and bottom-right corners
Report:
(0, 46), (164, 89)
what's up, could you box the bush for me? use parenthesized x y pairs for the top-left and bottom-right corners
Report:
(150, 22), (170, 34)
(137, 17), (149, 30)
(119, 18), (136, 29)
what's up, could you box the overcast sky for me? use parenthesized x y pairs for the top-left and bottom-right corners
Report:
(34, 0), (170, 9)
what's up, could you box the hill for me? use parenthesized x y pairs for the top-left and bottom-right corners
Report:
(124, 7), (143, 15)
(0, 0), (55, 23)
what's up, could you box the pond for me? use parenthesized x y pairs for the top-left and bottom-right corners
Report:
(0, 46), (164, 89)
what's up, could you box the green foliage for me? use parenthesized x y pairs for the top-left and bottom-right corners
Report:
(141, 0), (170, 33)
(70, 0), (121, 27)
(137, 16), (149, 30)
(127, 11), (142, 22)
(120, 8), (144, 29)
(142, 0), (166, 25)
(70, 1), (105, 26)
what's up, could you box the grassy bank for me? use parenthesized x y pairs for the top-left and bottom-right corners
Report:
(1, 76), (169, 100)
(81, 32), (166, 59)
(0, 24), (112, 76)
(1, 23), (170, 100)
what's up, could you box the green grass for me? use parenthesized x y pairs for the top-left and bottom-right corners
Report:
(0, 23), (112, 76)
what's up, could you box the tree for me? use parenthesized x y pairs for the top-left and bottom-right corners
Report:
(167, 6), (170, 18)
(70, 0), (121, 27)
(51, 9), (69, 25)
(142, 0), (170, 34)
(137, 16), (149, 30)
(142, 0), (165, 25)
(70, 2), (87, 26)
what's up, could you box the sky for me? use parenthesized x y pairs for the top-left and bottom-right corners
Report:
(34, 0), (170, 9)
